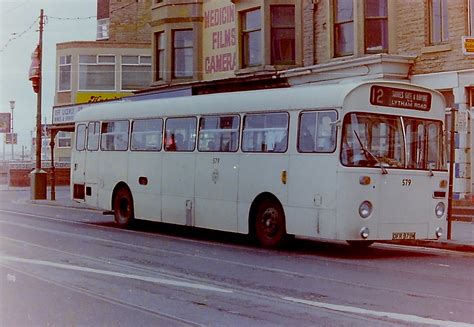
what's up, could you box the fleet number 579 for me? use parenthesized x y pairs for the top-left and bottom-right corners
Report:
(402, 178), (412, 186)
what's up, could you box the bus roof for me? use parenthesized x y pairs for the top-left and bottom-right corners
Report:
(74, 80), (445, 122)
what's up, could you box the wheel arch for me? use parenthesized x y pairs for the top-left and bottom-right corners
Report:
(248, 192), (285, 236)
(111, 181), (133, 210)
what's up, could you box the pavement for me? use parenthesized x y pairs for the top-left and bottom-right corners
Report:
(1, 185), (473, 253)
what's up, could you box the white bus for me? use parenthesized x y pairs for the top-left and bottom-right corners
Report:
(72, 81), (448, 247)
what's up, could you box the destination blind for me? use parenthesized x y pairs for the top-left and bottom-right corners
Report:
(370, 85), (432, 111)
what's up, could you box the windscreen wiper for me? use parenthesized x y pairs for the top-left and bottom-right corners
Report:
(353, 131), (388, 175)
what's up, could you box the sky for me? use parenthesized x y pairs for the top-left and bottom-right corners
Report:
(0, 0), (97, 152)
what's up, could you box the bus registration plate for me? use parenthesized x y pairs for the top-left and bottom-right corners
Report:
(392, 232), (416, 240)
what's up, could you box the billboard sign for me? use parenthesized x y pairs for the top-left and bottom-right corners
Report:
(5, 133), (17, 144)
(202, 1), (237, 81)
(0, 113), (11, 133)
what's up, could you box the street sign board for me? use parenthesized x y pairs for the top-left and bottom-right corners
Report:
(5, 133), (17, 144)
(0, 113), (11, 133)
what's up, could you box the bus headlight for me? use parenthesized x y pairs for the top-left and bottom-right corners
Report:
(359, 201), (372, 219)
(435, 202), (445, 218)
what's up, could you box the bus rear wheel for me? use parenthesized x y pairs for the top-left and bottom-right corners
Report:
(254, 199), (287, 248)
(113, 187), (134, 228)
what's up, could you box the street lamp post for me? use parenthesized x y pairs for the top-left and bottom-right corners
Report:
(9, 100), (14, 161)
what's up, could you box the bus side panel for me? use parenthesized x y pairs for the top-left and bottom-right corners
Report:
(287, 155), (337, 238)
(161, 153), (196, 226)
(71, 148), (86, 201)
(194, 153), (239, 232)
(84, 151), (100, 207)
(127, 152), (162, 222)
(237, 155), (289, 233)
(97, 152), (129, 211)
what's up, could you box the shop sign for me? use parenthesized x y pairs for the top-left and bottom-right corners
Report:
(462, 36), (474, 55)
(76, 92), (132, 104)
(53, 103), (93, 124)
(202, 1), (236, 80)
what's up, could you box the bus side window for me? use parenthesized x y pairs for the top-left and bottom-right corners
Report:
(75, 124), (86, 151)
(298, 111), (337, 153)
(198, 115), (240, 152)
(101, 120), (130, 151)
(165, 117), (197, 152)
(87, 121), (100, 151)
(131, 118), (163, 151)
(242, 112), (289, 153)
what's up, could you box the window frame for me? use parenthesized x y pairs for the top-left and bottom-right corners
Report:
(241, 112), (289, 153)
(198, 115), (241, 153)
(75, 124), (86, 151)
(270, 5), (296, 65)
(155, 31), (165, 81)
(333, 0), (354, 57)
(121, 55), (152, 91)
(78, 54), (116, 91)
(429, 0), (449, 45)
(469, 0), (474, 36)
(100, 120), (130, 152)
(87, 121), (100, 151)
(241, 8), (262, 68)
(172, 29), (194, 79)
(364, 0), (389, 54)
(164, 116), (197, 152)
(57, 131), (72, 148)
(297, 110), (338, 154)
(58, 55), (72, 92)
(97, 18), (110, 40)
(131, 118), (163, 152)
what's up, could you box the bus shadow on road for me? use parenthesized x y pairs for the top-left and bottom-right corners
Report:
(89, 219), (435, 260)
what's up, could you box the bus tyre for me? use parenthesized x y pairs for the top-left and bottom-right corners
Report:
(113, 187), (134, 228)
(254, 199), (287, 248)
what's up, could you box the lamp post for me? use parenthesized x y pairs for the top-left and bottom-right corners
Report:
(9, 100), (15, 161)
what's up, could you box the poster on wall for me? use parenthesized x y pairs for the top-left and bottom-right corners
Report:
(202, 0), (237, 81)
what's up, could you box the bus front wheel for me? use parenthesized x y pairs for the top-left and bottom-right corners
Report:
(113, 187), (134, 228)
(254, 199), (287, 248)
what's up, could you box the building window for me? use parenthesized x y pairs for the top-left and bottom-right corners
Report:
(271, 5), (295, 65)
(241, 8), (262, 67)
(364, 0), (388, 53)
(58, 55), (71, 91)
(429, 0), (449, 44)
(121, 55), (152, 90)
(97, 18), (109, 40)
(57, 131), (72, 148)
(334, 0), (354, 57)
(155, 32), (165, 80)
(469, 0), (474, 35)
(173, 30), (194, 78)
(79, 55), (115, 91)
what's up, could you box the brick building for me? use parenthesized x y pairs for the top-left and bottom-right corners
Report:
(144, 0), (473, 200)
(51, 0), (153, 164)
